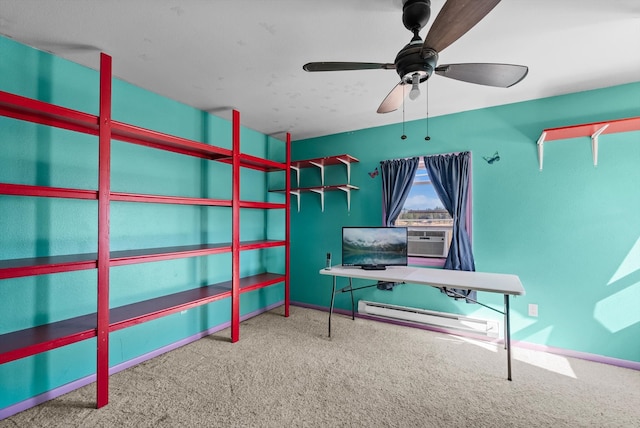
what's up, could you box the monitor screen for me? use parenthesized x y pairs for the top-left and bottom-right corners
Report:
(342, 227), (408, 270)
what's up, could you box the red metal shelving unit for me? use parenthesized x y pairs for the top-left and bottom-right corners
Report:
(0, 53), (290, 409)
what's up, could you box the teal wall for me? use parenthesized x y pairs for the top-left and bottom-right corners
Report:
(290, 81), (640, 364)
(0, 36), (285, 409)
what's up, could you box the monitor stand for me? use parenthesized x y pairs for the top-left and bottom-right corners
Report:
(361, 265), (386, 271)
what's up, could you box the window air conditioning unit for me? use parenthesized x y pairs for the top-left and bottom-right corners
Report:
(407, 228), (450, 258)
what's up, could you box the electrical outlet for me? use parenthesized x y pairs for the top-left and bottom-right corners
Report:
(528, 304), (538, 317)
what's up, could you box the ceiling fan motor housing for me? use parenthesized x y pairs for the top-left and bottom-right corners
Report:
(398, 0), (435, 84)
(395, 40), (438, 84)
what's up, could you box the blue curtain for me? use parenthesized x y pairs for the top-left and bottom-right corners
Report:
(423, 152), (476, 302)
(380, 157), (420, 226)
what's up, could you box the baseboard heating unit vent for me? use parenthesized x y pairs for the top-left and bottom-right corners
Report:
(358, 300), (499, 338)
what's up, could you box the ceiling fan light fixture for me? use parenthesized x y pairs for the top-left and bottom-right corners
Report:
(409, 85), (420, 100)
(409, 73), (421, 100)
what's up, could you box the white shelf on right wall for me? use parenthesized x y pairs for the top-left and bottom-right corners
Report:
(536, 116), (640, 170)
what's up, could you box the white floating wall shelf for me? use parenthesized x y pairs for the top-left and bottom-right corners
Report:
(271, 154), (359, 212)
(537, 116), (640, 170)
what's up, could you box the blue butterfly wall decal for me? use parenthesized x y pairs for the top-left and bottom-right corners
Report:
(483, 151), (500, 164)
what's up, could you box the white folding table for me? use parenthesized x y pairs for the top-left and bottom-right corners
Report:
(319, 265), (525, 380)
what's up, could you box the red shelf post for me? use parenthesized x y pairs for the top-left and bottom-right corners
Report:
(96, 53), (112, 408)
(285, 132), (291, 317)
(231, 110), (241, 343)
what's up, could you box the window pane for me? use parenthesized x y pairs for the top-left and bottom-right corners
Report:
(396, 163), (453, 259)
(395, 165), (452, 228)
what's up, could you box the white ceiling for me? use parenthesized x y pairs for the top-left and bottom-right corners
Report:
(1, 0), (639, 141)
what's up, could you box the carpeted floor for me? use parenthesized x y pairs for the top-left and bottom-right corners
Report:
(2, 305), (639, 427)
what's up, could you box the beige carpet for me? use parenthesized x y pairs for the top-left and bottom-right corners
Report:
(2, 305), (639, 427)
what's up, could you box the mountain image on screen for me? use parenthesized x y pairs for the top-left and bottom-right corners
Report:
(342, 227), (407, 268)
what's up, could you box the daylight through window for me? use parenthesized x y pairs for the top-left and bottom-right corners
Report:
(395, 159), (454, 259)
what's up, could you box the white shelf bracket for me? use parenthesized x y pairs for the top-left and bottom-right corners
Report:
(537, 131), (547, 171)
(337, 157), (351, 184)
(291, 166), (300, 188)
(591, 124), (609, 167)
(338, 186), (352, 212)
(310, 188), (325, 212)
(309, 161), (325, 186)
(290, 190), (301, 212)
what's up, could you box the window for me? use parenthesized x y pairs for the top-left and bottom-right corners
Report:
(394, 158), (471, 266)
(395, 160), (453, 229)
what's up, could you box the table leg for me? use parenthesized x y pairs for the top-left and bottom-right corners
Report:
(503, 306), (507, 350)
(349, 278), (355, 320)
(328, 275), (337, 337)
(505, 294), (512, 381)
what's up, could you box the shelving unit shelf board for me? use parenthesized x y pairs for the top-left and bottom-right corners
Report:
(109, 283), (234, 332)
(109, 243), (232, 266)
(0, 183), (98, 200)
(239, 200), (287, 209)
(238, 153), (288, 172)
(239, 240), (287, 251)
(111, 121), (233, 161)
(111, 192), (232, 206)
(239, 272), (285, 294)
(0, 313), (97, 365)
(0, 253), (98, 280)
(218, 154), (288, 172)
(0, 90), (99, 135)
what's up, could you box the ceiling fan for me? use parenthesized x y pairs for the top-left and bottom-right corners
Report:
(303, 0), (528, 113)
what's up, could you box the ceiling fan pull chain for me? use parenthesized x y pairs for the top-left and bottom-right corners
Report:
(401, 92), (407, 140)
(425, 80), (431, 141)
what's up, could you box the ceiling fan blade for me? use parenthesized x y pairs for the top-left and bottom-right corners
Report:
(377, 82), (407, 114)
(423, 0), (501, 53)
(435, 63), (528, 87)
(303, 62), (395, 72)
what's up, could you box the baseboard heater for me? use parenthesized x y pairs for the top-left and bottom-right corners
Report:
(357, 300), (499, 338)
